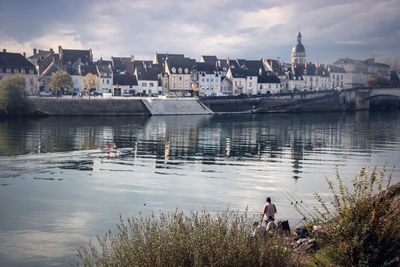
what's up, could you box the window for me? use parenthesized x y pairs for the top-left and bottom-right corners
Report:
(235, 81), (237, 86)
(269, 84), (271, 89)
(206, 79), (209, 82)
(6, 68), (11, 73)
(178, 68), (182, 74)
(29, 69), (34, 74)
(30, 78), (34, 86)
(149, 82), (154, 87)
(142, 82), (147, 87)
(173, 83), (176, 88)
(172, 67), (176, 73)
(249, 82), (252, 87)
(107, 79), (109, 84)
(173, 76), (176, 81)
(202, 78), (205, 82)
(179, 76), (182, 81)
(14, 69), (19, 73)
(184, 68), (188, 74)
(332, 75), (335, 79)
(211, 78), (213, 82)
(341, 75), (343, 79)
(21, 69), (25, 74)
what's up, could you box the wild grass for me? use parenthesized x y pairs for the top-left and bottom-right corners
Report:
(78, 209), (296, 266)
(313, 166), (400, 266)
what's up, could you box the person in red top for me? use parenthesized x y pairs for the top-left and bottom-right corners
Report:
(105, 144), (110, 150)
(113, 143), (117, 149)
(261, 197), (277, 224)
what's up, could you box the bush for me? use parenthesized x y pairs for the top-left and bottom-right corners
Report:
(78, 209), (295, 266)
(314, 166), (400, 266)
(0, 75), (35, 116)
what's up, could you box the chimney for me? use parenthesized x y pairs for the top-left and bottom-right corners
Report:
(2, 49), (6, 53)
(33, 48), (37, 55)
(50, 48), (53, 53)
(23, 52), (26, 57)
(130, 55), (134, 62)
(315, 61), (319, 68)
(227, 58), (230, 65)
(291, 63), (295, 72)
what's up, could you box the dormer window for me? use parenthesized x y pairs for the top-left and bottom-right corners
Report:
(178, 68), (182, 74)
(184, 68), (188, 74)
(14, 69), (19, 74)
(172, 67), (176, 73)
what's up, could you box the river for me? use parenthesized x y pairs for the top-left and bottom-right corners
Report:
(0, 111), (399, 266)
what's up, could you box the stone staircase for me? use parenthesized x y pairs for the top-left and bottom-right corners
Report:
(142, 98), (214, 115)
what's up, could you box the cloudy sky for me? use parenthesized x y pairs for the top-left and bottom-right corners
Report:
(0, 0), (399, 63)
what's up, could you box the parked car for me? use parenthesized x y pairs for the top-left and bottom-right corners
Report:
(136, 92), (148, 97)
(39, 91), (53, 97)
(182, 92), (192, 97)
(90, 91), (103, 96)
(123, 92), (132, 97)
(168, 92), (176, 98)
(151, 93), (159, 97)
(238, 92), (248, 97)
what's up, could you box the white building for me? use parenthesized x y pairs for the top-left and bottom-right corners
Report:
(193, 62), (221, 96)
(257, 73), (281, 94)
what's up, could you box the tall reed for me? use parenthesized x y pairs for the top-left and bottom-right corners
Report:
(78, 209), (295, 266)
(314, 166), (400, 266)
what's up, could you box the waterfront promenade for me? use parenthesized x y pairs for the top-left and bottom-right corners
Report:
(30, 87), (400, 116)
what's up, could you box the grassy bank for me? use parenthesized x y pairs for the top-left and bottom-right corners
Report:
(78, 167), (400, 266)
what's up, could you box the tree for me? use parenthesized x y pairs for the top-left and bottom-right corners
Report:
(365, 76), (390, 87)
(0, 74), (34, 116)
(49, 71), (74, 97)
(83, 73), (101, 92)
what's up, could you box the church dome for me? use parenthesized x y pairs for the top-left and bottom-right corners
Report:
(292, 42), (305, 54)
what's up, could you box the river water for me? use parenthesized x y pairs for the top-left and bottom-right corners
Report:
(0, 111), (399, 266)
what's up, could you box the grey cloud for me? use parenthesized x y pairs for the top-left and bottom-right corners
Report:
(0, 0), (399, 63)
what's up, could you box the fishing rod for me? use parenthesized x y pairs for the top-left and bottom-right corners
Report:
(277, 184), (318, 221)
(279, 184), (321, 220)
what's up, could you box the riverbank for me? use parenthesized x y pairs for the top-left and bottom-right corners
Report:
(26, 87), (400, 116)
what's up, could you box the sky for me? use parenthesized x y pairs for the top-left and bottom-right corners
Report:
(0, 0), (399, 64)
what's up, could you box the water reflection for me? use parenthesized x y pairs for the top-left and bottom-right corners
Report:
(1, 112), (400, 181)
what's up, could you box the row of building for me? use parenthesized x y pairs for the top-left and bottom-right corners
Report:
(0, 31), (394, 96)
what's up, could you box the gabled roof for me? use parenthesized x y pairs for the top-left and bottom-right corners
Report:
(194, 62), (217, 74)
(258, 73), (280, 83)
(264, 59), (284, 75)
(112, 57), (132, 74)
(166, 57), (196, 72)
(0, 52), (37, 69)
(80, 65), (99, 76)
(113, 74), (138, 86)
(135, 66), (159, 81)
(39, 61), (65, 79)
(28, 50), (53, 61)
(229, 67), (257, 78)
(38, 54), (59, 75)
(59, 46), (92, 65)
(153, 53), (184, 64)
(200, 55), (218, 65)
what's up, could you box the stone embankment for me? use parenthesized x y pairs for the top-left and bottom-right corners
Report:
(32, 98), (151, 116)
(142, 98), (213, 115)
(30, 87), (400, 116)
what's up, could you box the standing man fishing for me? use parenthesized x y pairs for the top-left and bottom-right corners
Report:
(261, 197), (277, 224)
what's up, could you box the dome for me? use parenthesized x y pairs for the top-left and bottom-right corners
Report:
(292, 43), (305, 54)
